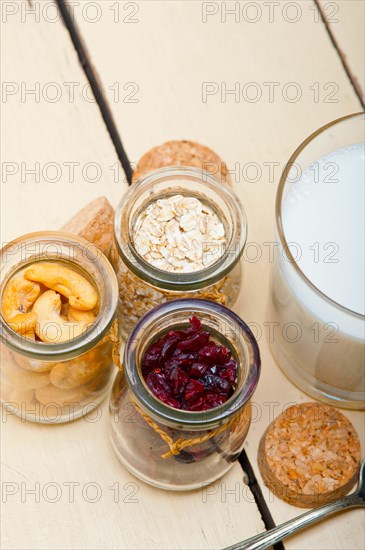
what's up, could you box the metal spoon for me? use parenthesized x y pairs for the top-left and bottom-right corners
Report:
(224, 459), (365, 550)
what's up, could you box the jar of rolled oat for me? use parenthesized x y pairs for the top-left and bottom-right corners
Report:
(114, 167), (247, 338)
(0, 231), (119, 423)
(109, 299), (260, 490)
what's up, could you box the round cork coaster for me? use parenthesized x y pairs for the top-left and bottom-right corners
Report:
(132, 140), (232, 185)
(258, 402), (361, 508)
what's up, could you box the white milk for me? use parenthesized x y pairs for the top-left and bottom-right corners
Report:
(269, 141), (364, 405)
(283, 143), (365, 316)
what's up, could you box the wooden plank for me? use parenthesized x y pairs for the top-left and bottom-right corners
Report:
(319, 0), (365, 102)
(0, 5), (264, 550)
(68, 1), (365, 548)
(1, 413), (264, 550)
(1, 8), (124, 243)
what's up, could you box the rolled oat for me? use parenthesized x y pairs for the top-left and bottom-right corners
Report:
(134, 195), (226, 272)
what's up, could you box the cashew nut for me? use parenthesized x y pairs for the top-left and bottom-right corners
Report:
(68, 306), (96, 324)
(60, 301), (69, 318)
(35, 384), (87, 406)
(1, 353), (50, 391)
(1, 276), (40, 334)
(1, 380), (36, 409)
(25, 262), (98, 311)
(13, 351), (55, 373)
(35, 364), (110, 407)
(50, 348), (105, 389)
(32, 290), (93, 343)
(84, 367), (110, 393)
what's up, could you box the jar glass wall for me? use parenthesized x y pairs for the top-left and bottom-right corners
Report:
(268, 113), (365, 409)
(0, 232), (119, 423)
(114, 167), (247, 338)
(109, 299), (260, 491)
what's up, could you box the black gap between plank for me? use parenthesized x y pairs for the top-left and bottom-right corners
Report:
(239, 450), (285, 550)
(56, 0), (133, 184)
(314, 0), (365, 109)
(56, 1), (285, 547)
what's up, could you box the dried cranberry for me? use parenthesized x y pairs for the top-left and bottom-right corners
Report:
(141, 316), (238, 412)
(203, 393), (226, 410)
(165, 330), (183, 339)
(183, 396), (204, 411)
(184, 379), (205, 401)
(177, 331), (210, 352)
(202, 374), (230, 395)
(173, 450), (196, 464)
(189, 362), (208, 378)
(176, 316), (202, 339)
(142, 343), (162, 373)
(189, 315), (201, 331)
(170, 367), (188, 397)
(159, 335), (180, 364)
(146, 372), (171, 397)
(161, 396), (181, 409)
(169, 353), (197, 367)
(174, 447), (216, 463)
(160, 360), (176, 377)
(198, 345), (231, 365)
(220, 360), (237, 383)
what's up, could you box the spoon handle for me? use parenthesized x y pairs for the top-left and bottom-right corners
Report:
(224, 493), (363, 550)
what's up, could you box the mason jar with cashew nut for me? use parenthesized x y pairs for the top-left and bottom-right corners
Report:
(0, 232), (119, 423)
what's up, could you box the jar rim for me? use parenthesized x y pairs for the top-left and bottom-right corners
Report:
(0, 231), (119, 361)
(114, 166), (247, 291)
(123, 298), (261, 429)
(276, 112), (365, 320)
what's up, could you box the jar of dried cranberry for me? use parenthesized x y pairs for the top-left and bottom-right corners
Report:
(113, 167), (247, 339)
(109, 299), (260, 490)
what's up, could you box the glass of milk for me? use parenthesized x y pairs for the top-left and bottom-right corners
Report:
(268, 113), (364, 409)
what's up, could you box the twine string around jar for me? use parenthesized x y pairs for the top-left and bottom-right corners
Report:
(151, 272), (228, 303)
(118, 270), (228, 309)
(106, 319), (248, 459)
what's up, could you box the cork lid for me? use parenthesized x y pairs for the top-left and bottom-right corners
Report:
(258, 402), (361, 508)
(132, 140), (231, 185)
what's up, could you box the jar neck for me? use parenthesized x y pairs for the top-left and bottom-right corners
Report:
(114, 166), (247, 292)
(123, 299), (260, 431)
(0, 231), (119, 361)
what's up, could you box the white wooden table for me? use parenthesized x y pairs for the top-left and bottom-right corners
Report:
(1, 1), (364, 549)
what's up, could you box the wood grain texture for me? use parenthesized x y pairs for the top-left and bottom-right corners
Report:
(1, 406), (263, 550)
(319, 0), (365, 102)
(1, 6), (124, 244)
(0, 5), (264, 550)
(68, 1), (365, 548)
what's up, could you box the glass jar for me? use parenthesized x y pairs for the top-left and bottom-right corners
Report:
(0, 231), (119, 423)
(268, 113), (365, 409)
(109, 299), (260, 491)
(114, 167), (247, 338)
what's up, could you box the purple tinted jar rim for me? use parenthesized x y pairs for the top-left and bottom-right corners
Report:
(123, 299), (261, 429)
